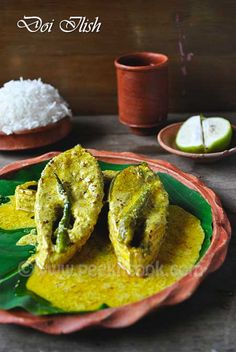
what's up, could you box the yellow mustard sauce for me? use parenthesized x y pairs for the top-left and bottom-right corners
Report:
(0, 196), (35, 229)
(26, 205), (204, 312)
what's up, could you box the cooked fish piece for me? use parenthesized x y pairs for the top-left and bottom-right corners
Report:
(108, 163), (169, 277)
(35, 145), (104, 269)
(14, 170), (117, 214)
(15, 181), (38, 212)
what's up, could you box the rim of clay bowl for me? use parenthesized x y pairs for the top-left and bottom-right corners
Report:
(114, 52), (168, 71)
(157, 122), (236, 161)
(0, 117), (71, 150)
(0, 116), (70, 136)
(0, 150), (231, 334)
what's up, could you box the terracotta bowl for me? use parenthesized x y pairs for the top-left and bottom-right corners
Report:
(0, 117), (71, 151)
(0, 150), (231, 334)
(157, 122), (236, 162)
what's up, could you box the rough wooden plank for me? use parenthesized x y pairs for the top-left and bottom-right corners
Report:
(1, 0), (236, 113)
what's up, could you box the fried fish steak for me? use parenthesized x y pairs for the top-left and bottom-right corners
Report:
(108, 163), (169, 277)
(35, 145), (104, 269)
(14, 170), (118, 215)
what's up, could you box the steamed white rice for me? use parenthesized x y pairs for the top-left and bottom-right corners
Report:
(0, 78), (72, 135)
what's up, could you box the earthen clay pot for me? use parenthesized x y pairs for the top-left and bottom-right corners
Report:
(0, 117), (71, 150)
(114, 52), (168, 135)
(0, 150), (231, 334)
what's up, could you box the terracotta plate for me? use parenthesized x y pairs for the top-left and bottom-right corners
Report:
(0, 117), (71, 151)
(0, 150), (231, 334)
(157, 123), (236, 162)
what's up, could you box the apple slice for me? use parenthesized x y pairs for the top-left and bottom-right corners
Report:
(202, 117), (232, 153)
(176, 115), (205, 153)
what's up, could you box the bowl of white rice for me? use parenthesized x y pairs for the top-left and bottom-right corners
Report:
(0, 78), (72, 150)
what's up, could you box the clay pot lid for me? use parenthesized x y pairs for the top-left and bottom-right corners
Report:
(0, 117), (71, 151)
(0, 150), (231, 334)
(157, 122), (236, 162)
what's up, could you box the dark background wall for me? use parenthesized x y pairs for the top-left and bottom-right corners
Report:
(1, 0), (236, 114)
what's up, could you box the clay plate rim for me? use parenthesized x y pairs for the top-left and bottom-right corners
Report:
(0, 150), (231, 334)
(0, 117), (71, 151)
(114, 52), (168, 71)
(157, 123), (236, 161)
(0, 117), (70, 136)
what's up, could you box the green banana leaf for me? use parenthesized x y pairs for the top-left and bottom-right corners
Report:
(0, 159), (212, 316)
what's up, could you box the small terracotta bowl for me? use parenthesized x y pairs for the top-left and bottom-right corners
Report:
(0, 117), (71, 151)
(158, 122), (236, 162)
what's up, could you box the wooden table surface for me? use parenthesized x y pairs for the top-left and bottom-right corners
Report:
(0, 114), (235, 352)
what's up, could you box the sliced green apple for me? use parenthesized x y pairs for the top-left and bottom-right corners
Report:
(176, 115), (205, 153)
(202, 117), (233, 153)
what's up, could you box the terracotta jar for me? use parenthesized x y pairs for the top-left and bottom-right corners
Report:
(114, 52), (168, 135)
